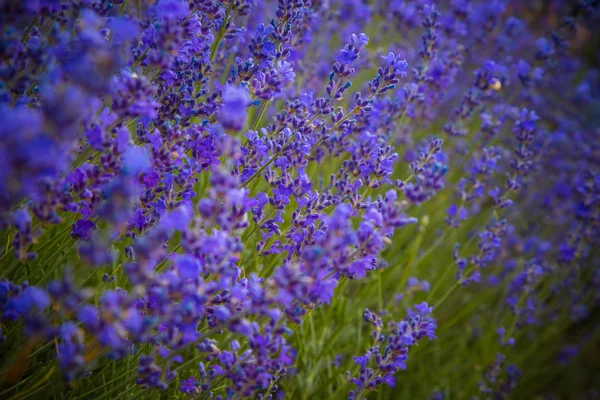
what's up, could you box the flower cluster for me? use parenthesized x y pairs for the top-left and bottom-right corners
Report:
(0, 0), (598, 399)
(347, 304), (436, 399)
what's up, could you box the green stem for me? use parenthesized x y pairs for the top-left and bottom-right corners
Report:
(251, 100), (270, 131)
(209, 2), (234, 62)
(20, 16), (38, 44)
(6, 366), (56, 400)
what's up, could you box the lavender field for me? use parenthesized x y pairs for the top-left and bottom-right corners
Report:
(0, 1), (598, 399)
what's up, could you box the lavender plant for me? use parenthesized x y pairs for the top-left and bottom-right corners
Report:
(0, 1), (598, 399)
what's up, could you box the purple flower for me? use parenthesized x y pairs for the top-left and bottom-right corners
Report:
(338, 33), (369, 64)
(175, 255), (201, 279)
(180, 376), (198, 394)
(12, 209), (31, 231)
(445, 204), (468, 228)
(71, 219), (97, 241)
(77, 304), (101, 333)
(12, 287), (50, 314)
(347, 304), (436, 395)
(0, 0), (597, 396)
(155, 0), (189, 20)
(218, 84), (251, 131)
(107, 17), (140, 46)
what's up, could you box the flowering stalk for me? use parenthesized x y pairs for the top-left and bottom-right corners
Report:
(0, 1), (598, 399)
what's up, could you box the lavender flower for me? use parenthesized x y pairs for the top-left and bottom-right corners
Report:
(219, 84), (252, 131)
(0, 1), (598, 399)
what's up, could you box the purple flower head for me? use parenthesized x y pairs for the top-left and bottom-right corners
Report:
(218, 84), (252, 131)
(155, 0), (189, 20)
(338, 33), (369, 64)
(380, 53), (408, 75)
(107, 17), (140, 46)
(156, 204), (193, 235)
(180, 376), (198, 394)
(535, 37), (554, 60)
(176, 255), (201, 279)
(413, 302), (434, 317)
(12, 209), (31, 231)
(77, 304), (101, 333)
(12, 287), (50, 314)
(446, 204), (468, 228)
(122, 146), (150, 176)
(71, 219), (97, 241)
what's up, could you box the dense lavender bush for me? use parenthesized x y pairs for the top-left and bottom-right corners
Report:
(0, 0), (598, 399)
